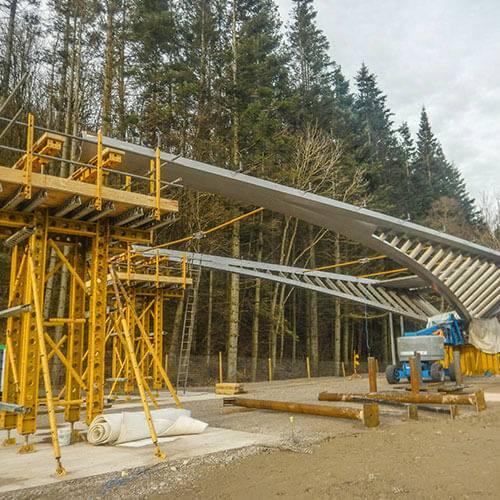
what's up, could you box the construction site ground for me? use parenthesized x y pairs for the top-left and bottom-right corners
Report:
(2, 374), (500, 498)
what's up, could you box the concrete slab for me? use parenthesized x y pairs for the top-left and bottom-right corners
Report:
(0, 427), (279, 493)
(485, 392), (500, 402)
(109, 390), (224, 411)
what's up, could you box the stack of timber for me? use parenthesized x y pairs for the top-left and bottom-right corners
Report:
(215, 383), (245, 395)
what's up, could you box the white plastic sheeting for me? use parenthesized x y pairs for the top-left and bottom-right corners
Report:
(427, 313), (500, 354)
(468, 318), (500, 354)
(87, 409), (208, 446)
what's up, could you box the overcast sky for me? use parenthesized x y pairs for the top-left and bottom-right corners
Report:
(277, 0), (500, 203)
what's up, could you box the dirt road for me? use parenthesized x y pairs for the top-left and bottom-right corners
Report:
(7, 377), (500, 499)
(166, 404), (500, 499)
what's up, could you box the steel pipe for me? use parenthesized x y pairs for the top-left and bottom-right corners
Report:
(223, 397), (379, 427)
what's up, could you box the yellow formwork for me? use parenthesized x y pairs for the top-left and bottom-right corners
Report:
(0, 113), (186, 473)
(109, 287), (168, 398)
(444, 345), (500, 376)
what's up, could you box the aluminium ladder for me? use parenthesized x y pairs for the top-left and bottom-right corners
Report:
(176, 264), (201, 394)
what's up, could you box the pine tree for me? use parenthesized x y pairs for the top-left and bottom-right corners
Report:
(229, 0), (289, 171)
(129, 0), (181, 147)
(413, 107), (480, 224)
(178, 0), (227, 159)
(287, 0), (335, 127)
(1, 0), (21, 95)
(397, 121), (416, 218)
(221, 0), (289, 381)
(353, 64), (406, 214)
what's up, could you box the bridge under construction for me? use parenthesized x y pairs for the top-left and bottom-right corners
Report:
(0, 110), (498, 477)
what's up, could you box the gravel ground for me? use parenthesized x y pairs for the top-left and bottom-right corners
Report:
(5, 375), (499, 499)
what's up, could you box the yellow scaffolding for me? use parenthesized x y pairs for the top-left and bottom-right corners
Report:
(0, 114), (186, 474)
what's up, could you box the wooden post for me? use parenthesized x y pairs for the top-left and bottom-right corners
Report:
(409, 353), (421, 393)
(368, 357), (378, 393)
(319, 390), (487, 412)
(306, 356), (311, 379)
(407, 405), (418, 420)
(218, 351), (223, 384)
(452, 349), (463, 385)
(224, 398), (379, 428)
(268, 357), (272, 381)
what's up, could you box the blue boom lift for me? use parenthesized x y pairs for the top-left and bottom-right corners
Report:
(386, 314), (465, 384)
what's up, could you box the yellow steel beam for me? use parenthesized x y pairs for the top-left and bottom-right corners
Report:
(124, 289), (136, 396)
(153, 290), (163, 390)
(109, 267), (165, 458)
(43, 332), (86, 391)
(47, 239), (88, 294)
(0, 210), (151, 244)
(0, 245), (24, 436)
(113, 272), (182, 408)
(17, 211), (47, 439)
(44, 259), (64, 284)
(155, 148), (161, 220)
(47, 335), (67, 361)
(28, 254), (66, 475)
(85, 222), (109, 424)
(357, 267), (408, 279)
(65, 245), (86, 423)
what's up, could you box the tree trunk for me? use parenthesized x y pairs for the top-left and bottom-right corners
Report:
(250, 276), (261, 381)
(226, 0), (240, 383)
(278, 286), (286, 361)
(230, 0), (239, 170)
(117, 2), (127, 139)
(333, 234), (341, 374)
(292, 293), (297, 364)
(102, 0), (116, 136)
(382, 314), (389, 366)
(309, 290), (318, 376)
(52, 16), (80, 363)
(333, 299), (341, 375)
(251, 219), (263, 381)
(227, 221), (240, 382)
(342, 310), (349, 365)
(269, 283), (279, 364)
(308, 227), (319, 376)
(55, 7), (72, 133)
(169, 300), (184, 366)
(270, 217), (297, 367)
(206, 270), (213, 368)
(70, 35), (82, 162)
(1, 0), (18, 96)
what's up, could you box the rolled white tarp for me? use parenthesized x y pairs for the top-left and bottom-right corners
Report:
(87, 408), (208, 446)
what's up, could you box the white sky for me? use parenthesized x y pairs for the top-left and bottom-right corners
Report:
(277, 0), (500, 203)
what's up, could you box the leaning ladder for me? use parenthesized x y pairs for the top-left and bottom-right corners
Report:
(176, 265), (201, 394)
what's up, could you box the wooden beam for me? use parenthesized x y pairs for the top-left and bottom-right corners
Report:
(85, 272), (192, 288)
(71, 147), (124, 182)
(0, 165), (178, 213)
(115, 272), (193, 285)
(13, 132), (65, 172)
